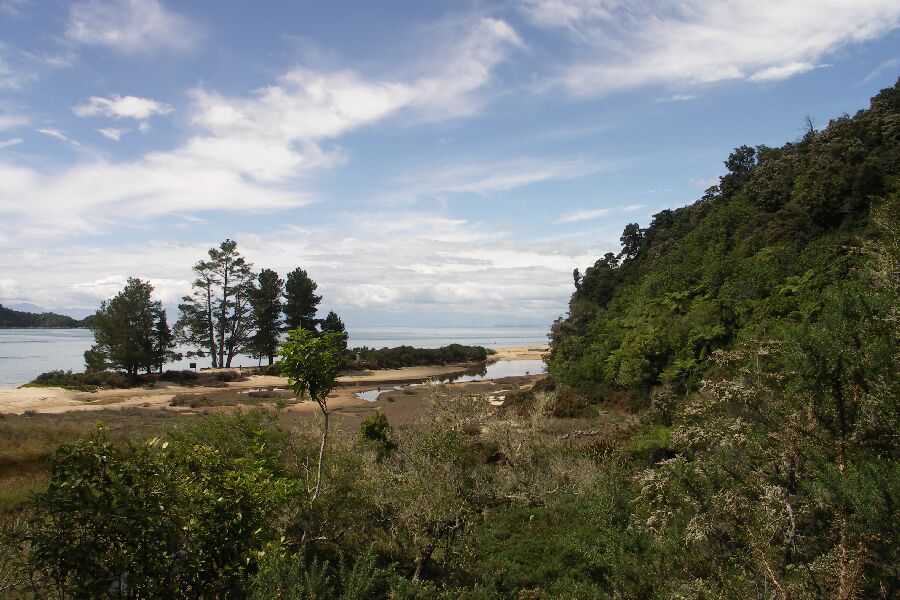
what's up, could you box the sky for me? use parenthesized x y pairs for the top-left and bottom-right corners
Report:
(0, 0), (898, 326)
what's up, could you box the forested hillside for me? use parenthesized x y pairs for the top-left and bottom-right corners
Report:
(0, 304), (93, 328)
(549, 79), (900, 400)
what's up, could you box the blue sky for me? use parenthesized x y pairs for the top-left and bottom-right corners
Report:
(0, 0), (897, 326)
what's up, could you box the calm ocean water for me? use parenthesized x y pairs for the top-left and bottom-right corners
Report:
(0, 325), (549, 388)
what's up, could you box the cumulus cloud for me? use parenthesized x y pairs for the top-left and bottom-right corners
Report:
(74, 94), (173, 121)
(66, 0), (201, 54)
(521, 0), (900, 96)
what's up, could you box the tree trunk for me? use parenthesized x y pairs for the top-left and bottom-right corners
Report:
(310, 400), (328, 503)
(206, 281), (217, 368)
(412, 543), (434, 581)
(218, 260), (230, 369)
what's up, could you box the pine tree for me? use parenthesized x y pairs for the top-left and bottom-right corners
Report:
(248, 268), (284, 365)
(175, 239), (254, 368)
(284, 267), (321, 332)
(319, 310), (347, 349)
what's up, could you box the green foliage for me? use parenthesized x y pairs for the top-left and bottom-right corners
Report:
(249, 545), (388, 600)
(279, 330), (345, 404)
(284, 267), (322, 332)
(26, 414), (300, 598)
(359, 412), (395, 455)
(248, 268), (284, 365)
(320, 310), (348, 349)
(176, 239), (255, 369)
(25, 369), (134, 391)
(85, 277), (176, 375)
(550, 79), (900, 401)
(346, 344), (488, 370)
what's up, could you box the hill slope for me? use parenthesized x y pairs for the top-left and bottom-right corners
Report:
(549, 79), (900, 401)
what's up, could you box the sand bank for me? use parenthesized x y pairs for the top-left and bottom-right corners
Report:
(0, 345), (548, 415)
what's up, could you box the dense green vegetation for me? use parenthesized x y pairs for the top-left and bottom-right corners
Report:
(0, 83), (897, 598)
(84, 278), (178, 375)
(0, 305), (93, 329)
(344, 344), (489, 370)
(550, 80), (899, 401)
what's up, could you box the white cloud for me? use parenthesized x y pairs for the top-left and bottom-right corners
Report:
(0, 113), (28, 130)
(862, 57), (899, 83)
(97, 127), (128, 140)
(0, 158), (307, 237)
(662, 94), (698, 102)
(748, 62), (822, 82)
(66, 0), (200, 54)
(74, 94), (173, 120)
(0, 137), (22, 149)
(555, 203), (645, 224)
(555, 208), (612, 224)
(0, 277), (23, 299)
(0, 44), (34, 89)
(36, 127), (81, 146)
(394, 156), (628, 201)
(689, 176), (719, 188)
(522, 0), (900, 96)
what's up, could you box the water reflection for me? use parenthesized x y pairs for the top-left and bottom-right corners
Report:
(354, 359), (546, 402)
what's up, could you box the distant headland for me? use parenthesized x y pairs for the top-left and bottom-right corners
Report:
(0, 304), (95, 329)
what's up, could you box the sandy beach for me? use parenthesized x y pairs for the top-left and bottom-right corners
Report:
(0, 345), (548, 416)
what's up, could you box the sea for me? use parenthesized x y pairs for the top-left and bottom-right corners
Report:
(0, 325), (549, 388)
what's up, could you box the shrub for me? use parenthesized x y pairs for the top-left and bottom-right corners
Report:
(551, 385), (594, 418)
(359, 412), (395, 455)
(27, 421), (300, 597)
(25, 370), (136, 391)
(159, 369), (199, 383)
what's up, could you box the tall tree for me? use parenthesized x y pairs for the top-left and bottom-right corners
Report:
(175, 239), (254, 368)
(248, 268), (284, 365)
(319, 310), (347, 350)
(152, 311), (179, 372)
(284, 267), (321, 332)
(85, 278), (171, 375)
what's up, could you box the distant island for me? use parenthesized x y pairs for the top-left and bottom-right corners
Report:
(0, 304), (94, 328)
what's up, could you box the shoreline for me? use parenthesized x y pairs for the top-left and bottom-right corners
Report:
(0, 345), (548, 415)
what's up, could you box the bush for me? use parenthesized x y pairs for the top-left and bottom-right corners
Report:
(551, 385), (595, 418)
(159, 369), (199, 383)
(25, 370), (136, 391)
(27, 420), (300, 597)
(359, 412), (395, 455)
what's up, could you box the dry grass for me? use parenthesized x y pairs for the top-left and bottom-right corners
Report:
(0, 409), (187, 513)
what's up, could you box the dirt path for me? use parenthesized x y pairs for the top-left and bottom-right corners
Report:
(0, 345), (548, 415)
